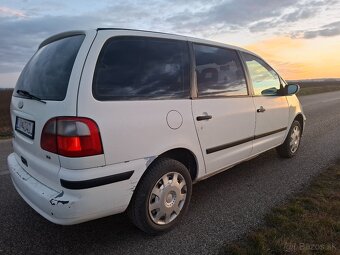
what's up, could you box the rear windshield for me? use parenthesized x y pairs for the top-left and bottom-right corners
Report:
(15, 34), (85, 101)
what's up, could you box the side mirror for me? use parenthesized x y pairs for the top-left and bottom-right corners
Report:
(261, 87), (279, 96)
(285, 84), (300, 95)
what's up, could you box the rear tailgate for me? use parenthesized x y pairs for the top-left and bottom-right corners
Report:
(10, 30), (97, 190)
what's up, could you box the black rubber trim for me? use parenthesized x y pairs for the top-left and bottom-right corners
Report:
(60, 171), (134, 190)
(206, 137), (253, 154)
(206, 127), (287, 154)
(254, 127), (287, 140)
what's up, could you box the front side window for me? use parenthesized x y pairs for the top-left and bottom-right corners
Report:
(93, 37), (190, 100)
(194, 44), (248, 97)
(242, 53), (281, 96)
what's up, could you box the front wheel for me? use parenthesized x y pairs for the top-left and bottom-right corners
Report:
(127, 158), (192, 235)
(276, 120), (302, 158)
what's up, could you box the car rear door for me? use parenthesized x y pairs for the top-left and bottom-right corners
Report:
(191, 43), (256, 173)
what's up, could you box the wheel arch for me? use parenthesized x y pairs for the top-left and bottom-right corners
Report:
(294, 113), (305, 135)
(134, 147), (200, 186)
(149, 148), (199, 181)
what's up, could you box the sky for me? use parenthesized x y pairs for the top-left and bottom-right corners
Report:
(0, 0), (340, 88)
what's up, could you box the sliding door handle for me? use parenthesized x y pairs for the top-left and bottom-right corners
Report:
(196, 115), (212, 121)
(257, 106), (266, 113)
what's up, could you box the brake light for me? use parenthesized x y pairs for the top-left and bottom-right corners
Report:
(41, 117), (103, 157)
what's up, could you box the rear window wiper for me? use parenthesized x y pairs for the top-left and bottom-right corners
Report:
(17, 90), (46, 104)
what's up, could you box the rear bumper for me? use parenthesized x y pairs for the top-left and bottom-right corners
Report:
(7, 153), (147, 225)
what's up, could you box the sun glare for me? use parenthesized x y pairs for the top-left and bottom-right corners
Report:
(245, 36), (340, 80)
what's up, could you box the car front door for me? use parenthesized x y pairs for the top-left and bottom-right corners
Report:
(241, 52), (289, 155)
(191, 44), (256, 173)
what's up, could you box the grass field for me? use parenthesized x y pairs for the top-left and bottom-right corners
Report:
(0, 89), (13, 138)
(291, 80), (340, 96)
(221, 162), (340, 254)
(1, 80), (340, 138)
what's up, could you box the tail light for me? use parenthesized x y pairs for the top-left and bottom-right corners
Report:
(41, 117), (103, 157)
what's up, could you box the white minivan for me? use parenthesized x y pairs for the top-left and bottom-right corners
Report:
(7, 28), (305, 234)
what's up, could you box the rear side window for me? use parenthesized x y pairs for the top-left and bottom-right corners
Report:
(15, 35), (85, 101)
(194, 44), (248, 97)
(93, 37), (190, 100)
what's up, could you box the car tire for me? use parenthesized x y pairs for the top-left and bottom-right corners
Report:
(276, 120), (302, 158)
(127, 157), (192, 235)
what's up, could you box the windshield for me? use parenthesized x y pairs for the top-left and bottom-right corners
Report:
(15, 34), (85, 101)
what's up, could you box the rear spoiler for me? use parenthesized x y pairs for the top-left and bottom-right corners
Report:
(38, 30), (86, 49)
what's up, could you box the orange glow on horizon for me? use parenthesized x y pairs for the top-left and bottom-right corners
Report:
(244, 36), (340, 80)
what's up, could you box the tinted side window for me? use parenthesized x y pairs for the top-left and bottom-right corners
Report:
(242, 53), (281, 96)
(93, 37), (190, 100)
(194, 44), (248, 97)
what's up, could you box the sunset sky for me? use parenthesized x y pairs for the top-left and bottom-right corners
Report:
(0, 0), (340, 88)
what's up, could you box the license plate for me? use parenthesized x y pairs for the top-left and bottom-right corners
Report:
(15, 117), (35, 139)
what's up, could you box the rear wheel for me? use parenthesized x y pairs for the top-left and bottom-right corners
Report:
(128, 158), (192, 235)
(276, 120), (302, 158)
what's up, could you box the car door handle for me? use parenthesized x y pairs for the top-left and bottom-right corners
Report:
(257, 106), (266, 113)
(196, 115), (212, 121)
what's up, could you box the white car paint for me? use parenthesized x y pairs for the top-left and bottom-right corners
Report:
(7, 28), (306, 225)
(251, 96), (290, 155)
(192, 97), (255, 173)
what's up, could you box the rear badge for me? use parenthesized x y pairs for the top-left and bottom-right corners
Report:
(18, 100), (24, 109)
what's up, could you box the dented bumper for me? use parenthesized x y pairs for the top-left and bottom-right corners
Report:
(7, 153), (147, 225)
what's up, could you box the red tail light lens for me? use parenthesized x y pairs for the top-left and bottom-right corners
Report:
(40, 118), (58, 153)
(41, 117), (103, 157)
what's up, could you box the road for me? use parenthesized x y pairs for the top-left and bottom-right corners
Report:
(1, 91), (340, 254)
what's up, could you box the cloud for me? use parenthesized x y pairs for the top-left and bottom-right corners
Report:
(249, 0), (334, 33)
(0, 0), (183, 75)
(292, 21), (340, 39)
(0, 1), (197, 75)
(0, 6), (26, 18)
(0, 15), (105, 74)
(167, 0), (298, 35)
(165, 0), (338, 38)
(0, 0), (338, 84)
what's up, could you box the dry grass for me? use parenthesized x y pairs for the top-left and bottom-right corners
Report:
(221, 163), (340, 255)
(297, 82), (340, 96)
(0, 89), (13, 138)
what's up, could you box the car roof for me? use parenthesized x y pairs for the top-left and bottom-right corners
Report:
(96, 28), (253, 54)
(39, 28), (254, 55)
